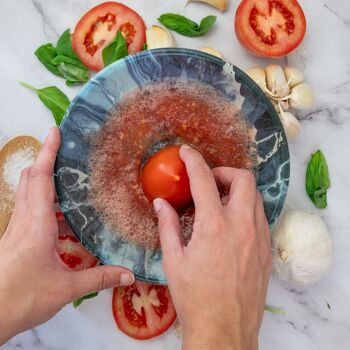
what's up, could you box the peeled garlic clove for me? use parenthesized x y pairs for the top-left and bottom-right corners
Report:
(278, 99), (289, 111)
(146, 25), (176, 49)
(245, 67), (267, 92)
(289, 83), (314, 110)
(199, 47), (224, 59)
(279, 111), (301, 140)
(187, 0), (228, 12)
(284, 67), (304, 88)
(271, 209), (332, 285)
(265, 64), (290, 98)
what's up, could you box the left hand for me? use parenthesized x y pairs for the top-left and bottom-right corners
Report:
(0, 127), (134, 345)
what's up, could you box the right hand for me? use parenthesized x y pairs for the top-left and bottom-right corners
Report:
(153, 145), (272, 350)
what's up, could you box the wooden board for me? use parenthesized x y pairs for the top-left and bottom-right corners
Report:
(0, 136), (41, 238)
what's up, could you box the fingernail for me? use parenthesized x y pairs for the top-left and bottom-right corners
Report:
(181, 144), (191, 151)
(120, 273), (134, 286)
(153, 198), (163, 213)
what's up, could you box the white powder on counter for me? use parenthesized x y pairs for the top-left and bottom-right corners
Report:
(3, 148), (36, 192)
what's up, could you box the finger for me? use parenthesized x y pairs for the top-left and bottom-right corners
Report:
(212, 167), (241, 200)
(28, 127), (61, 219)
(154, 198), (184, 258)
(70, 265), (134, 300)
(226, 169), (257, 218)
(12, 167), (31, 216)
(179, 145), (221, 215)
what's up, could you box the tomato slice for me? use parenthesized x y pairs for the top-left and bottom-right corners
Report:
(72, 2), (146, 71)
(56, 212), (98, 271)
(112, 281), (177, 340)
(141, 145), (192, 211)
(235, 0), (306, 57)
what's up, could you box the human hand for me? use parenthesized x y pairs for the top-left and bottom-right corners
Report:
(0, 127), (134, 345)
(153, 145), (271, 350)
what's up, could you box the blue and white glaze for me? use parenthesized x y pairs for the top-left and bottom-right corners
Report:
(54, 48), (289, 284)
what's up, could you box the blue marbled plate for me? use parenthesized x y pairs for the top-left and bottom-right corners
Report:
(54, 48), (289, 284)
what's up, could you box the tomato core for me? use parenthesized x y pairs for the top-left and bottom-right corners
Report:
(141, 145), (192, 211)
(84, 13), (117, 56)
(249, 1), (295, 46)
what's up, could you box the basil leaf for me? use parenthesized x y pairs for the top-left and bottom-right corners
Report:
(56, 29), (81, 61)
(57, 63), (89, 85)
(102, 31), (128, 67)
(306, 150), (330, 208)
(158, 14), (217, 37)
(73, 292), (99, 308)
(51, 55), (87, 70)
(34, 43), (62, 77)
(143, 43), (148, 51)
(19, 82), (70, 126)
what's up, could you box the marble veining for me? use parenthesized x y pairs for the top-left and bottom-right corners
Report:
(1, 0), (350, 349)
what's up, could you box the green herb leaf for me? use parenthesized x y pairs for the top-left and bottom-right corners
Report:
(34, 43), (62, 77)
(158, 13), (217, 37)
(102, 31), (128, 67)
(142, 43), (148, 51)
(56, 29), (81, 61)
(73, 292), (99, 308)
(56, 62), (89, 85)
(264, 305), (286, 315)
(306, 150), (330, 208)
(19, 82), (70, 126)
(51, 55), (87, 70)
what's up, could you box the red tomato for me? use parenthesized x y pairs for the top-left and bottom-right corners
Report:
(141, 145), (192, 211)
(72, 2), (146, 71)
(56, 212), (98, 271)
(235, 0), (306, 57)
(112, 281), (177, 340)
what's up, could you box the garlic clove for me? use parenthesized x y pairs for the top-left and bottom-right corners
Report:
(279, 111), (301, 140)
(187, 0), (228, 12)
(284, 67), (304, 88)
(245, 67), (267, 92)
(289, 83), (314, 110)
(199, 47), (224, 59)
(146, 25), (176, 49)
(265, 64), (290, 98)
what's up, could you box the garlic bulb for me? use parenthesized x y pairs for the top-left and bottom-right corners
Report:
(245, 67), (267, 92)
(146, 25), (176, 49)
(284, 67), (304, 88)
(288, 83), (314, 109)
(265, 65), (290, 98)
(187, 0), (228, 12)
(271, 209), (332, 285)
(278, 110), (301, 140)
(199, 47), (224, 59)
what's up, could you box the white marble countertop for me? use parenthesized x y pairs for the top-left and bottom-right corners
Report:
(1, 0), (350, 349)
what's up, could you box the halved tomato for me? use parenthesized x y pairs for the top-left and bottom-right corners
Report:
(235, 0), (306, 57)
(72, 2), (146, 71)
(56, 212), (98, 271)
(112, 281), (177, 340)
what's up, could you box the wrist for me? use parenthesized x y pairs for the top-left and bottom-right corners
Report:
(181, 319), (258, 350)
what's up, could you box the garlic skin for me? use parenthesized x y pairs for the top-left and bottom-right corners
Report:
(245, 67), (267, 92)
(284, 67), (304, 88)
(271, 210), (332, 285)
(146, 25), (176, 49)
(265, 64), (290, 97)
(199, 47), (224, 59)
(288, 83), (314, 109)
(278, 111), (301, 140)
(187, 0), (228, 12)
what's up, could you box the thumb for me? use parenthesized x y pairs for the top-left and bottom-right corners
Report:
(70, 265), (134, 301)
(153, 198), (184, 259)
